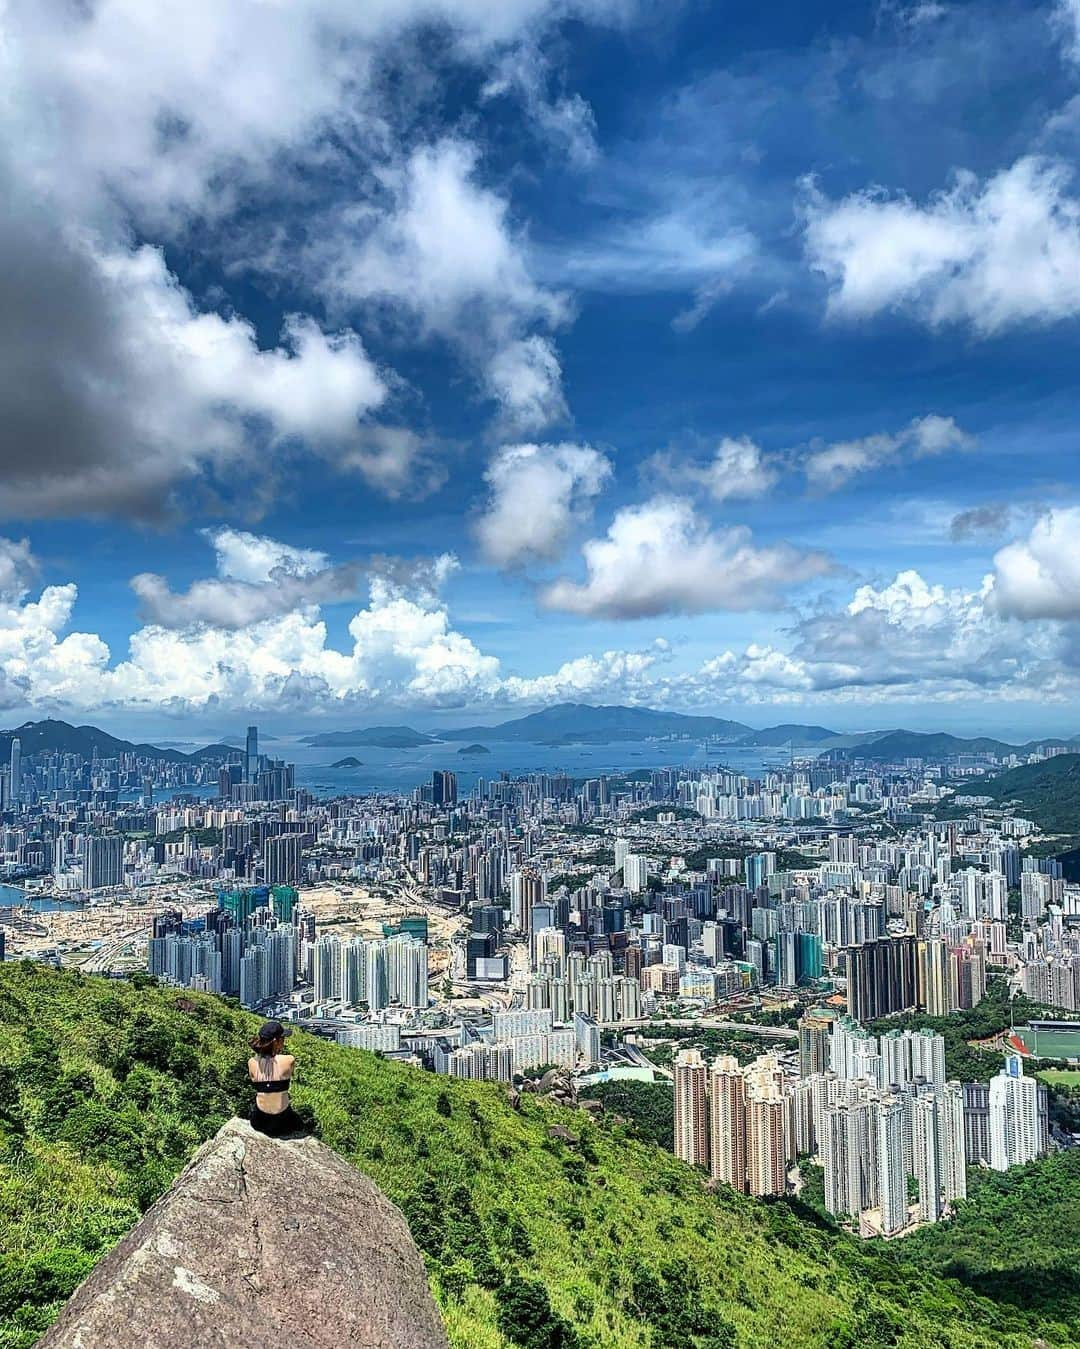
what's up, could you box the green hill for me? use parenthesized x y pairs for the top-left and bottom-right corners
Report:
(302, 725), (437, 748)
(437, 703), (752, 744)
(0, 964), (1073, 1349)
(0, 719), (233, 763)
(980, 753), (1080, 833)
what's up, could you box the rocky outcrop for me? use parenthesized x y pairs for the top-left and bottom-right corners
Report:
(37, 1117), (448, 1349)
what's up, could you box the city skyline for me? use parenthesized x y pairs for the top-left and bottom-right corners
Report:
(6, 3), (1080, 737)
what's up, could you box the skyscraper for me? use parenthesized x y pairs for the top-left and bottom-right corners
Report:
(432, 770), (457, 807)
(9, 737), (20, 805)
(940, 1080), (967, 1205)
(264, 833), (304, 886)
(876, 1094), (907, 1235)
(847, 935), (917, 1022)
(798, 1011), (832, 1078)
(989, 1055), (1040, 1171)
(911, 1091), (942, 1223)
(674, 1048), (709, 1169)
(745, 1074), (788, 1198)
(83, 834), (123, 890)
(245, 725), (259, 784)
(709, 1055), (747, 1192)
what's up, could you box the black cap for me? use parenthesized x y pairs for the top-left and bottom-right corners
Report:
(257, 1019), (293, 1042)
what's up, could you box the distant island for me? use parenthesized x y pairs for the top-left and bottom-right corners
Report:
(302, 725), (438, 749)
(330, 756), (364, 768)
(456, 743), (490, 756)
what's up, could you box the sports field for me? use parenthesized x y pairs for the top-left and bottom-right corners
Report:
(1036, 1068), (1080, 1088)
(1014, 1024), (1080, 1060)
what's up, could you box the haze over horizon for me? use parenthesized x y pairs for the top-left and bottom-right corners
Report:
(5, 0), (1080, 738)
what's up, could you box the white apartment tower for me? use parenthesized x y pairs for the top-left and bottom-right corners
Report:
(989, 1055), (1040, 1171)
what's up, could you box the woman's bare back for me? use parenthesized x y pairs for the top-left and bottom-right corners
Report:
(248, 1052), (295, 1115)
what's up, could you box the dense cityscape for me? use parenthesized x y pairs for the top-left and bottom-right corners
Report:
(2, 714), (1076, 1251)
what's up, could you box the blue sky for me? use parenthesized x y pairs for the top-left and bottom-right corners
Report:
(3, 0), (1080, 739)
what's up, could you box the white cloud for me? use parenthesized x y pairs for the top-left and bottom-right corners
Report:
(1056, 0), (1080, 63)
(486, 336), (568, 434)
(1, 528), (1079, 719)
(804, 157), (1080, 333)
(314, 139), (569, 429)
(474, 442), (612, 567)
(207, 530), (330, 585)
(2, 0), (626, 516)
(540, 497), (833, 618)
(649, 437), (779, 503)
(481, 44), (599, 167)
(990, 508), (1080, 620)
(804, 414), (973, 491)
(0, 539), (37, 602)
(0, 227), (389, 518)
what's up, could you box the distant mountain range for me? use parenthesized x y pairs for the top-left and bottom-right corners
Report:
(302, 725), (438, 749)
(5, 709), (1079, 764)
(0, 719), (233, 762)
(436, 703), (752, 746)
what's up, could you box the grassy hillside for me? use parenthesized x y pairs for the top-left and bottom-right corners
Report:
(980, 753), (1080, 833)
(0, 964), (1075, 1349)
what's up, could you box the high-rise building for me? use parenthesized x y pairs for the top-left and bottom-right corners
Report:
(989, 1055), (1041, 1171)
(940, 1080), (967, 1205)
(313, 933), (343, 1003)
(847, 935), (917, 1022)
(911, 1091), (942, 1223)
(264, 833), (303, 886)
(824, 1097), (878, 1218)
(918, 938), (954, 1016)
(674, 1048), (709, 1169)
(745, 1071), (788, 1198)
(432, 771), (457, 807)
(709, 1056), (747, 1192)
(876, 1094), (907, 1235)
(798, 1011), (832, 1078)
(83, 834), (123, 890)
(9, 737), (20, 805)
(245, 725), (259, 784)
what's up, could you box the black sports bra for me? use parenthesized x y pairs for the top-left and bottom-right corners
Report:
(254, 1078), (291, 1094)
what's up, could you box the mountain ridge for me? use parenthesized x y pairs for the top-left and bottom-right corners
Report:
(0, 719), (233, 763)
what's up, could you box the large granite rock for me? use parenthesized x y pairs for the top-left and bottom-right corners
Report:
(37, 1117), (448, 1349)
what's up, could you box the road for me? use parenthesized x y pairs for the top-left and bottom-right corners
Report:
(621, 1016), (798, 1040)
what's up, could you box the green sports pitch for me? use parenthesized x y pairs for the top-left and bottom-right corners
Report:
(1014, 1022), (1080, 1060)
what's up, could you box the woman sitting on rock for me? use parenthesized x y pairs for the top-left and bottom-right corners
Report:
(247, 1019), (304, 1137)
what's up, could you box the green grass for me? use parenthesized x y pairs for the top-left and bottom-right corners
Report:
(0, 963), (1076, 1349)
(1038, 1069), (1080, 1088)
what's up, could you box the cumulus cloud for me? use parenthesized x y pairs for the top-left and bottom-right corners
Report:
(686, 568), (1068, 707)
(648, 437), (779, 503)
(474, 442), (612, 567)
(486, 336), (568, 434)
(0, 184), (389, 519)
(803, 157), (1080, 333)
(804, 414), (973, 491)
(990, 508), (1080, 619)
(2, 0), (622, 517)
(314, 139), (569, 430)
(540, 497), (833, 618)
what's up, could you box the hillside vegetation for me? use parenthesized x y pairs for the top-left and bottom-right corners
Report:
(981, 753), (1080, 834)
(0, 964), (1075, 1348)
